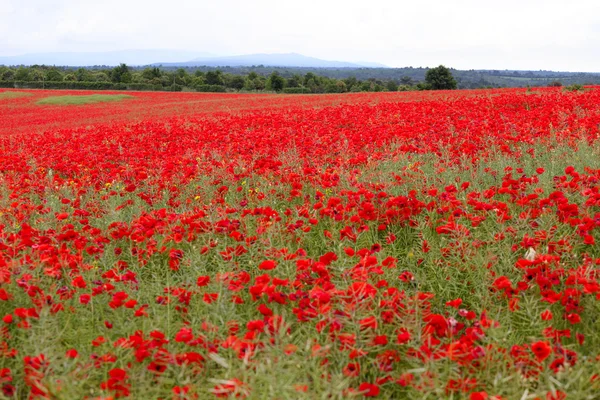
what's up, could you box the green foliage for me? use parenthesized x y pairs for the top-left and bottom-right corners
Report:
(3, 63), (600, 92)
(564, 83), (584, 92)
(425, 65), (457, 90)
(93, 72), (111, 82)
(400, 76), (414, 85)
(142, 67), (162, 81)
(76, 68), (92, 82)
(1, 69), (15, 81)
(0, 63), (495, 94)
(282, 87), (312, 94)
(29, 69), (46, 82)
(286, 74), (302, 88)
(45, 69), (64, 82)
(205, 70), (224, 86)
(325, 80), (347, 93)
(14, 67), (31, 81)
(266, 71), (286, 92)
(111, 63), (132, 83)
(168, 83), (183, 92)
(305, 78), (319, 93)
(385, 80), (399, 91)
(243, 74), (266, 91)
(195, 85), (227, 93)
(226, 75), (246, 90)
(303, 72), (320, 86)
(127, 83), (163, 91)
(0, 81), (17, 88)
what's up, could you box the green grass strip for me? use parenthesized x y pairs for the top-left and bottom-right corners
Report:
(37, 94), (134, 105)
(0, 91), (33, 100)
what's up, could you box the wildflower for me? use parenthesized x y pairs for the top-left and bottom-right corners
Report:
(531, 341), (552, 362)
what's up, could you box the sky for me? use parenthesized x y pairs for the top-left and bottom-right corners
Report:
(1, 0), (599, 71)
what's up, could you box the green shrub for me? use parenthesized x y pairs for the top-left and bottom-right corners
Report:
(282, 87), (312, 94)
(195, 85), (227, 93)
(168, 84), (183, 92)
(564, 84), (584, 92)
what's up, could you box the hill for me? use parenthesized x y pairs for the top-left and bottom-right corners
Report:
(155, 53), (388, 68)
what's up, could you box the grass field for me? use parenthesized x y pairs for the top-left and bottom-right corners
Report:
(0, 87), (599, 399)
(36, 94), (134, 105)
(0, 91), (33, 100)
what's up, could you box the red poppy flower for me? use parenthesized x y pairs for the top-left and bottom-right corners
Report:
(531, 341), (552, 362)
(358, 382), (380, 397)
(258, 260), (277, 270)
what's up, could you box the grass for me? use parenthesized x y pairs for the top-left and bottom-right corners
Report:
(0, 91), (33, 100)
(36, 94), (134, 105)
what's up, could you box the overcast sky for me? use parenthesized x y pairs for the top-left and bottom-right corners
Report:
(1, 0), (599, 71)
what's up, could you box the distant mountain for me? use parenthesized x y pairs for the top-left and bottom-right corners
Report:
(0, 50), (216, 67)
(155, 53), (389, 68)
(0, 50), (388, 68)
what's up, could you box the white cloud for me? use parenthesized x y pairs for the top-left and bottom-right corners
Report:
(1, 0), (599, 71)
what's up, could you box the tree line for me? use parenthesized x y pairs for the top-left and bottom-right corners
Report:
(0, 64), (458, 93)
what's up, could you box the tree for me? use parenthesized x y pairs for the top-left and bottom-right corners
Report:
(306, 78), (319, 93)
(142, 67), (162, 81)
(286, 74), (302, 88)
(266, 72), (285, 92)
(46, 68), (64, 82)
(192, 76), (206, 88)
(14, 67), (31, 81)
(169, 69), (190, 86)
(386, 80), (399, 92)
(92, 72), (111, 82)
(30, 69), (46, 82)
(343, 76), (358, 90)
(111, 63), (132, 83)
(1, 68), (15, 81)
(400, 76), (413, 86)
(76, 68), (91, 82)
(303, 72), (320, 86)
(227, 75), (246, 90)
(244, 73), (266, 91)
(425, 65), (457, 90)
(329, 80), (347, 93)
(205, 70), (224, 86)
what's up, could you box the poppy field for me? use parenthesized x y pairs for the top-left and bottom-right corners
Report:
(1, 87), (600, 399)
